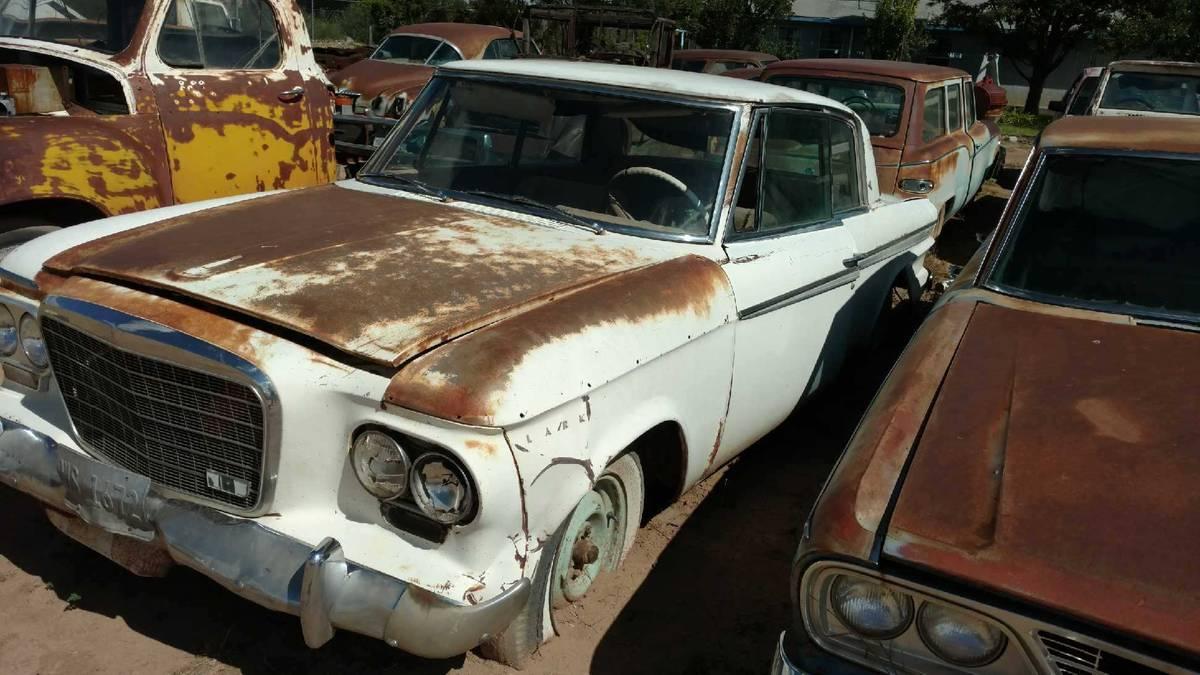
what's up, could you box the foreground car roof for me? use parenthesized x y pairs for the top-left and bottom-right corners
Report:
(441, 59), (850, 108)
(763, 58), (967, 83)
(1040, 116), (1200, 154)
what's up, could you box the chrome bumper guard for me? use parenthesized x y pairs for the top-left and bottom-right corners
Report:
(0, 416), (529, 659)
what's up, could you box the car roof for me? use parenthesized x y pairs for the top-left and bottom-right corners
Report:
(1040, 116), (1200, 155)
(1108, 60), (1200, 75)
(441, 59), (852, 109)
(390, 23), (515, 56)
(764, 58), (968, 83)
(673, 49), (778, 62)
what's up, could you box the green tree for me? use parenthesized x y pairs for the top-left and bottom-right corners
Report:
(1102, 0), (1200, 62)
(868, 0), (930, 61)
(681, 0), (791, 50)
(937, 0), (1123, 113)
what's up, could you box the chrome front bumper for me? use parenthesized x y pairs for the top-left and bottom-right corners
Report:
(0, 416), (529, 659)
(771, 632), (811, 675)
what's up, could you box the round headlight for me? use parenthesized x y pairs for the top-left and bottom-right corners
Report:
(351, 430), (410, 501)
(18, 313), (47, 369)
(0, 305), (17, 356)
(917, 602), (1008, 667)
(410, 452), (474, 525)
(830, 575), (914, 639)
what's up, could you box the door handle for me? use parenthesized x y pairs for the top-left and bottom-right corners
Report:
(278, 86), (304, 103)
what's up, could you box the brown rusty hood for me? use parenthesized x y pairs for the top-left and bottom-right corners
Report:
(43, 183), (681, 367)
(885, 301), (1200, 653)
(330, 59), (433, 100)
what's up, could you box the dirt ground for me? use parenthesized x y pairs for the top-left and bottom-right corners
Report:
(0, 141), (1031, 675)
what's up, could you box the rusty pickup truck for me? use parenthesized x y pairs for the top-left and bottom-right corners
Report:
(0, 0), (335, 248)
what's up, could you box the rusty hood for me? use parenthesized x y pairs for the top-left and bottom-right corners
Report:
(330, 59), (433, 100)
(43, 183), (679, 367)
(884, 302), (1200, 653)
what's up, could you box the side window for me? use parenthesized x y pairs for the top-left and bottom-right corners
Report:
(1069, 76), (1101, 115)
(159, 0), (281, 70)
(427, 42), (462, 66)
(830, 121), (860, 212)
(947, 82), (963, 131)
(923, 87), (946, 143)
(965, 81), (977, 125)
(483, 38), (520, 60)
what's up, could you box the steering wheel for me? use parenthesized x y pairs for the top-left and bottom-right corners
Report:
(842, 95), (876, 114)
(607, 166), (707, 230)
(1116, 97), (1153, 111)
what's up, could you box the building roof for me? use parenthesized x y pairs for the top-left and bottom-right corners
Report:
(1039, 116), (1200, 155)
(764, 58), (967, 83)
(442, 59), (852, 109)
(673, 49), (779, 63)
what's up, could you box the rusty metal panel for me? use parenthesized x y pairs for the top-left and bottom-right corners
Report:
(43, 184), (680, 367)
(886, 302), (1200, 655)
(1039, 115), (1200, 154)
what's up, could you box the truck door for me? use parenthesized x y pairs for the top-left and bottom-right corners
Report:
(146, 0), (329, 203)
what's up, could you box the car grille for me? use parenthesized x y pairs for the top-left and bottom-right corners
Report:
(1040, 631), (1167, 675)
(42, 317), (265, 510)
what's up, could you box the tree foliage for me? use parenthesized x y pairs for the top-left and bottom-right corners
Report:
(868, 0), (930, 61)
(1101, 0), (1200, 62)
(936, 0), (1124, 113)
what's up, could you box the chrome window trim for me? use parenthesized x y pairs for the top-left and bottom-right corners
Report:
(801, 561), (1194, 675)
(39, 295), (280, 516)
(373, 33), (466, 63)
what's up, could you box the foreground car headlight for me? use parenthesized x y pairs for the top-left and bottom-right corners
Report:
(410, 452), (474, 525)
(0, 306), (17, 356)
(18, 313), (47, 369)
(918, 602), (1008, 666)
(830, 574), (914, 639)
(351, 430), (410, 500)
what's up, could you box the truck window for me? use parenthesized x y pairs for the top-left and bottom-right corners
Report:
(768, 76), (906, 138)
(159, 0), (281, 70)
(830, 120), (860, 212)
(1068, 76), (1100, 115)
(760, 110), (831, 232)
(947, 82), (963, 131)
(923, 87), (946, 143)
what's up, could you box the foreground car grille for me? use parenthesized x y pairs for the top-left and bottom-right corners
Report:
(1040, 631), (1167, 675)
(42, 317), (266, 509)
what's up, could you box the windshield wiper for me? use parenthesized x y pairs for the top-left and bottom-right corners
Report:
(456, 190), (604, 234)
(357, 172), (448, 201)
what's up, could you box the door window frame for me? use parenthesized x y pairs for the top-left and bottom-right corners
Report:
(946, 81), (964, 132)
(147, 0), (290, 75)
(724, 106), (868, 243)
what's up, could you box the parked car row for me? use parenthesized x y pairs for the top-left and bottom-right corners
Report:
(1052, 60), (1200, 118)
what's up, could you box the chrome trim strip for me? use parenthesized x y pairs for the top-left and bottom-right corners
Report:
(737, 267), (859, 320)
(39, 295), (280, 516)
(844, 224), (934, 270)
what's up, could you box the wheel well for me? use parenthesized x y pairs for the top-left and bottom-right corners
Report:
(0, 198), (107, 229)
(626, 421), (686, 523)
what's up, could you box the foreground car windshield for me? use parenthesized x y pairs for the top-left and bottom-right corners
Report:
(769, 76), (904, 137)
(0, 0), (145, 53)
(989, 153), (1200, 321)
(1100, 71), (1200, 115)
(374, 77), (734, 237)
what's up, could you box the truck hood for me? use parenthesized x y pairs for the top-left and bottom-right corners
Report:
(329, 59), (433, 100)
(884, 302), (1200, 653)
(43, 182), (678, 367)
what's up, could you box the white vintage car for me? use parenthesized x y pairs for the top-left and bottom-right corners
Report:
(0, 60), (935, 665)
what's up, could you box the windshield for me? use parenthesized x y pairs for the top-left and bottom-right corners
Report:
(372, 34), (461, 66)
(989, 153), (1200, 322)
(768, 75), (905, 137)
(1100, 71), (1200, 116)
(371, 77), (735, 238)
(0, 0), (146, 53)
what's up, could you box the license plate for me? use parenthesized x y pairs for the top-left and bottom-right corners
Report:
(58, 451), (156, 541)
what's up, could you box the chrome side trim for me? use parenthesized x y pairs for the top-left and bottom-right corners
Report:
(737, 268), (859, 320)
(39, 295), (281, 516)
(844, 224), (934, 270)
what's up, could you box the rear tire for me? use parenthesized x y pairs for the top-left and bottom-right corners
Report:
(480, 452), (644, 668)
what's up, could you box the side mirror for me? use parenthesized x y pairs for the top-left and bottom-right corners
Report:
(1048, 99), (1065, 113)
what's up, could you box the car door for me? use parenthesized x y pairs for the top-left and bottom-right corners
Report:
(961, 77), (997, 200)
(716, 108), (861, 464)
(146, 0), (328, 203)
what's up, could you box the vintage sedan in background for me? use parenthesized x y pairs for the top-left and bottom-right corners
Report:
(735, 60), (1005, 237)
(773, 116), (1200, 674)
(0, 60), (936, 666)
(672, 48), (778, 74)
(1088, 60), (1200, 118)
(1049, 66), (1104, 117)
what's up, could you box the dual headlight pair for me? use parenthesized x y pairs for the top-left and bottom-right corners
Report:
(0, 306), (48, 370)
(350, 429), (475, 526)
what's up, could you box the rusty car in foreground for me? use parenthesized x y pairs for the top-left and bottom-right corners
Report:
(772, 115), (1200, 675)
(0, 59), (936, 666)
(0, 0), (336, 247)
(735, 59), (1005, 238)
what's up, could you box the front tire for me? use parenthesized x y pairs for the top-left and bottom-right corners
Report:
(481, 453), (644, 668)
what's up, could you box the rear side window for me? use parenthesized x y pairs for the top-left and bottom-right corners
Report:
(1069, 76), (1101, 115)
(923, 87), (946, 143)
(965, 81), (977, 124)
(483, 38), (520, 59)
(830, 121), (860, 212)
(159, 0), (281, 70)
(947, 83), (963, 130)
(769, 75), (906, 137)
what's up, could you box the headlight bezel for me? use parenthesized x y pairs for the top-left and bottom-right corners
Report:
(801, 562), (1032, 674)
(350, 428), (412, 501)
(408, 450), (476, 525)
(916, 600), (1009, 667)
(18, 312), (48, 369)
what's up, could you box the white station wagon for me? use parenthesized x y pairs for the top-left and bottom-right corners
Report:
(0, 60), (936, 665)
